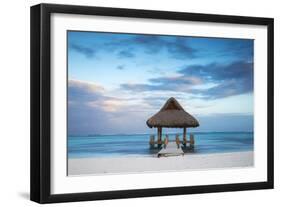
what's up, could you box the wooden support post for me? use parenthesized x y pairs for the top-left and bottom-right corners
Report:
(183, 127), (186, 140)
(157, 127), (160, 141)
(157, 127), (163, 149)
(160, 127), (162, 141)
(157, 127), (162, 141)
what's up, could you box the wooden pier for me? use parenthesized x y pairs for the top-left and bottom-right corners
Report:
(157, 141), (184, 157)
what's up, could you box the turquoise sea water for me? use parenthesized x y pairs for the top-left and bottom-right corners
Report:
(68, 132), (253, 158)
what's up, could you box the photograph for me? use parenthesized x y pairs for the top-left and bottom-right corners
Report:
(67, 31), (254, 176)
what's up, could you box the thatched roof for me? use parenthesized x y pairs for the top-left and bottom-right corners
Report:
(146, 97), (199, 128)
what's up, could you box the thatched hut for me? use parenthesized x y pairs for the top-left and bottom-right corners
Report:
(146, 97), (199, 142)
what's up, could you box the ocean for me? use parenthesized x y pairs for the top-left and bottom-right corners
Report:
(68, 132), (253, 158)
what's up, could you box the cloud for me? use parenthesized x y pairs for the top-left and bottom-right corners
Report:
(121, 60), (253, 100)
(121, 76), (202, 92)
(68, 80), (109, 135)
(68, 79), (254, 135)
(68, 79), (105, 103)
(222, 39), (254, 59)
(179, 61), (253, 82)
(130, 36), (196, 59)
(70, 43), (95, 58)
(118, 50), (135, 58)
(68, 79), (128, 111)
(68, 80), (126, 134)
(104, 35), (196, 60)
(69, 32), (198, 61)
(166, 38), (196, 59)
(132, 36), (163, 54)
(68, 79), (153, 135)
(117, 65), (125, 70)
(195, 78), (251, 99)
(180, 61), (253, 99)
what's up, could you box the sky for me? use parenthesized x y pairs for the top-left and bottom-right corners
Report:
(67, 31), (254, 135)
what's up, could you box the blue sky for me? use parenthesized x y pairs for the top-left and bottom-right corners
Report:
(68, 31), (254, 135)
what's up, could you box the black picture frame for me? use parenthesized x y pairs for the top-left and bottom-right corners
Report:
(30, 3), (274, 204)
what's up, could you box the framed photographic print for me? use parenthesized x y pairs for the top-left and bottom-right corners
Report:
(30, 3), (274, 203)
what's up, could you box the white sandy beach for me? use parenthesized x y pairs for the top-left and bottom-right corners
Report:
(68, 151), (253, 176)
